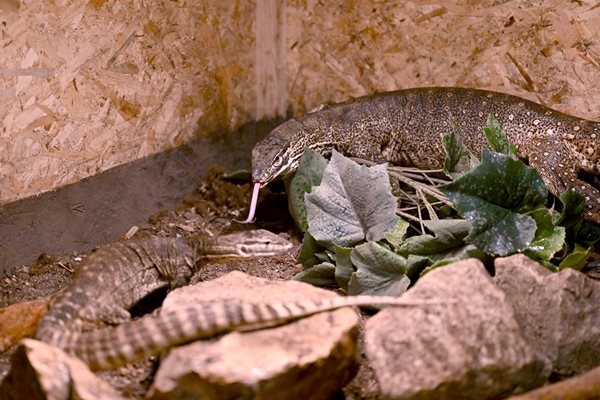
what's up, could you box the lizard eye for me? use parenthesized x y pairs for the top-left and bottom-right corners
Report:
(238, 245), (250, 256)
(273, 155), (283, 167)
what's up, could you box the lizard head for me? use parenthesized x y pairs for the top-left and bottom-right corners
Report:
(251, 119), (307, 185)
(205, 229), (293, 257)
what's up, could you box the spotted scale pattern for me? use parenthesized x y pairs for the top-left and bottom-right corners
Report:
(251, 87), (600, 223)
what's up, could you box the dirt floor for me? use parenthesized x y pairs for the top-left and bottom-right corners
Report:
(2, 166), (600, 399)
(0, 166), (380, 399)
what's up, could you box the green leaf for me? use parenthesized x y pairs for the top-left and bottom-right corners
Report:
(287, 149), (328, 231)
(524, 208), (566, 261)
(557, 189), (586, 224)
(558, 243), (591, 271)
(483, 115), (518, 156)
(556, 189), (585, 245)
(398, 219), (487, 269)
(347, 242), (410, 296)
(297, 232), (322, 268)
(293, 262), (338, 287)
(398, 219), (471, 255)
(442, 114), (479, 178)
(440, 150), (548, 256)
(334, 246), (354, 292)
(383, 218), (410, 249)
(405, 254), (431, 280)
(305, 150), (399, 247)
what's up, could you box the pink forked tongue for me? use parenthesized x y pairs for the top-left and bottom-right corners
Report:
(236, 182), (262, 223)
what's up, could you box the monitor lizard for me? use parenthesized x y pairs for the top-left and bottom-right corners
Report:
(35, 230), (292, 360)
(33, 229), (441, 371)
(246, 87), (600, 224)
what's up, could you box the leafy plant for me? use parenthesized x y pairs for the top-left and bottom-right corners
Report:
(440, 150), (548, 256)
(289, 116), (598, 294)
(305, 150), (399, 246)
(286, 149), (328, 232)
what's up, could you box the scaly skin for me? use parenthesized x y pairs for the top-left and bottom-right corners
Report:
(48, 295), (442, 370)
(251, 87), (600, 224)
(36, 230), (292, 350)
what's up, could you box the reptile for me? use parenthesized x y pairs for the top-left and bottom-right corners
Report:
(40, 294), (440, 370)
(33, 229), (441, 371)
(245, 87), (600, 224)
(36, 230), (292, 356)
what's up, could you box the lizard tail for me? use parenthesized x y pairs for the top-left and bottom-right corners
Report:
(58, 295), (444, 370)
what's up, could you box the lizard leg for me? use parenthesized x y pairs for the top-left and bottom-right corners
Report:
(523, 137), (600, 224)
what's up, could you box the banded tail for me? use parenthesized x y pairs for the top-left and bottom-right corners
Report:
(48, 295), (442, 370)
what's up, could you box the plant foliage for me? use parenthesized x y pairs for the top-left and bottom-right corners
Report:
(289, 116), (597, 294)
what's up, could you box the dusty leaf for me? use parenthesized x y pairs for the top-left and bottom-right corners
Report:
(347, 242), (410, 296)
(334, 246), (354, 292)
(306, 150), (398, 247)
(287, 149), (328, 231)
(293, 262), (337, 287)
(383, 218), (410, 249)
(398, 219), (487, 271)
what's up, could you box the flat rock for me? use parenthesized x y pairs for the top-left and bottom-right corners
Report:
(365, 258), (548, 400)
(0, 338), (125, 400)
(148, 271), (360, 400)
(494, 254), (600, 377)
(0, 295), (53, 352)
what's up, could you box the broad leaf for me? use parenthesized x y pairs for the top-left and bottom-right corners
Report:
(556, 190), (585, 246)
(524, 208), (565, 261)
(557, 189), (586, 225)
(297, 232), (323, 268)
(398, 219), (471, 255)
(334, 246), (354, 292)
(383, 218), (410, 249)
(442, 114), (478, 178)
(398, 219), (487, 270)
(293, 262), (337, 287)
(483, 115), (517, 156)
(558, 244), (591, 271)
(347, 242), (410, 296)
(306, 150), (398, 247)
(441, 150), (547, 256)
(287, 149), (328, 231)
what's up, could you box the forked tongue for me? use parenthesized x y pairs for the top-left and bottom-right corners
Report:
(236, 182), (262, 223)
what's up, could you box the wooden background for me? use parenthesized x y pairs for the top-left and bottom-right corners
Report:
(1, 0), (600, 203)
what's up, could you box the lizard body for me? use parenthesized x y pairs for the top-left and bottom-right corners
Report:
(250, 87), (600, 223)
(36, 230), (292, 351)
(45, 294), (440, 370)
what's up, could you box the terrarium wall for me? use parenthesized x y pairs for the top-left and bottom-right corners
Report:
(1, 0), (599, 203)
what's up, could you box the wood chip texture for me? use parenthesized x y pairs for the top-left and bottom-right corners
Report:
(2, 1), (600, 202)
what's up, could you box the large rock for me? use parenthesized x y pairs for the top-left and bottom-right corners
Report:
(365, 259), (548, 400)
(494, 254), (600, 377)
(0, 295), (52, 352)
(0, 338), (125, 400)
(148, 271), (360, 400)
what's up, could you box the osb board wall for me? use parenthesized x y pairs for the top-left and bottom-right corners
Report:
(0, 0), (259, 203)
(286, 0), (600, 116)
(1, 0), (600, 203)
